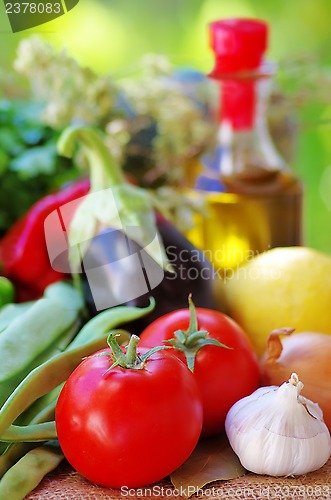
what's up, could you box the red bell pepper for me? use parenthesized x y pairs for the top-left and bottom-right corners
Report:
(0, 178), (90, 300)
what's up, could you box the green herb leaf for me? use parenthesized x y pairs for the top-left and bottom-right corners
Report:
(10, 143), (57, 179)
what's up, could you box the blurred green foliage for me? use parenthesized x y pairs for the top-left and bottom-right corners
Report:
(0, 0), (331, 251)
(0, 100), (79, 232)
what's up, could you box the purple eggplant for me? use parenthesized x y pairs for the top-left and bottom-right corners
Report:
(81, 216), (217, 331)
(57, 126), (218, 333)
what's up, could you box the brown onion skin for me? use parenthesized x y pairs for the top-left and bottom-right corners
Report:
(260, 328), (331, 431)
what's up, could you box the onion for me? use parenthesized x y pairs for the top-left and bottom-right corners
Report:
(260, 328), (331, 431)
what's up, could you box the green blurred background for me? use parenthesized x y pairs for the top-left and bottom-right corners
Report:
(0, 0), (331, 252)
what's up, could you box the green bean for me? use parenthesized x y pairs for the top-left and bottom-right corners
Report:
(0, 442), (36, 480)
(0, 282), (81, 336)
(0, 334), (127, 440)
(0, 299), (154, 441)
(0, 444), (64, 499)
(16, 384), (62, 428)
(0, 302), (34, 334)
(67, 297), (155, 349)
(0, 422), (56, 443)
(24, 394), (58, 427)
(0, 298), (64, 374)
(44, 280), (84, 311)
(10, 322), (78, 436)
(0, 283), (83, 406)
(45, 319), (81, 356)
(0, 299), (154, 499)
(0, 395), (59, 478)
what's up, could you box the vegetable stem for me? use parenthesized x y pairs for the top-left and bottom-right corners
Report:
(107, 331), (172, 370)
(58, 126), (125, 190)
(168, 295), (230, 372)
(107, 333), (128, 369)
(125, 335), (140, 366)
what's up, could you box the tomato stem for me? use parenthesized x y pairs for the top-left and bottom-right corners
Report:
(185, 330), (209, 347)
(107, 332), (172, 370)
(188, 294), (198, 331)
(126, 335), (140, 365)
(167, 295), (230, 372)
(108, 333), (128, 368)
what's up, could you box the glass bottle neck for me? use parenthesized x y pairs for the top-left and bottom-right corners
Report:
(219, 78), (257, 130)
(213, 68), (291, 193)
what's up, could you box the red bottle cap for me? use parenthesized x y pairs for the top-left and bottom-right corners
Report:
(208, 18), (268, 77)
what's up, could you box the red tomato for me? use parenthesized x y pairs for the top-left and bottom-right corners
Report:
(139, 306), (260, 437)
(55, 345), (203, 489)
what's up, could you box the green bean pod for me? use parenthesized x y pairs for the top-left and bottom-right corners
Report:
(0, 299), (154, 441)
(0, 282), (83, 407)
(0, 444), (64, 500)
(0, 392), (61, 478)
(0, 302), (34, 334)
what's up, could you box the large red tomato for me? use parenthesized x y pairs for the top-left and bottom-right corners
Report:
(55, 334), (203, 489)
(139, 298), (260, 437)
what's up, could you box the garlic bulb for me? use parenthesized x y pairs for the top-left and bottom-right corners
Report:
(225, 373), (331, 476)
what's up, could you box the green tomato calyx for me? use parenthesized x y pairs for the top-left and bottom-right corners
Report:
(167, 295), (230, 372)
(106, 331), (171, 370)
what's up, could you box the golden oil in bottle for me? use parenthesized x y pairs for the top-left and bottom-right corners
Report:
(186, 172), (302, 272)
(184, 19), (303, 274)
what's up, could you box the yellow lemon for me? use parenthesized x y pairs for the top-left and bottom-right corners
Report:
(222, 247), (331, 356)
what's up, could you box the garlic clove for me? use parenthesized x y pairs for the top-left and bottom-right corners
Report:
(225, 373), (331, 476)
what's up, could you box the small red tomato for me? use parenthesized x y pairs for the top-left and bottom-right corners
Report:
(55, 334), (203, 489)
(139, 296), (260, 437)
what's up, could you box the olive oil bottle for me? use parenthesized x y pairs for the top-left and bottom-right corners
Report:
(186, 18), (303, 273)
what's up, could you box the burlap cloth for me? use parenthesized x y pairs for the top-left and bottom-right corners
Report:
(26, 457), (331, 500)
